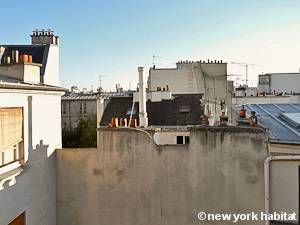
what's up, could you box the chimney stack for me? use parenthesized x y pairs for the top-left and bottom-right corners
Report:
(31, 29), (59, 45)
(138, 67), (148, 127)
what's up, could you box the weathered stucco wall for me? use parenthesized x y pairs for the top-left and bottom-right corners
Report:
(57, 127), (268, 225)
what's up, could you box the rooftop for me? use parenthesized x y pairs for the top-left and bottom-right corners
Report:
(100, 94), (204, 126)
(0, 44), (50, 77)
(245, 104), (300, 144)
(62, 91), (133, 100)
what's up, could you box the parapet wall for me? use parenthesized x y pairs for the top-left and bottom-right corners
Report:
(57, 127), (268, 225)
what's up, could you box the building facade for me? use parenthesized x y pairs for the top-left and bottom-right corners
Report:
(258, 72), (300, 94)
(0, 30), (65, 225)
(61, 92), (98, 130)
(148, 60), (232, 125)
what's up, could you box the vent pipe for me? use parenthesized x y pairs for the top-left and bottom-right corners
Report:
(138, 67), (148, 127)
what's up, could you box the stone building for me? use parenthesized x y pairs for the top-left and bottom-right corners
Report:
(61, 91), (98, 130)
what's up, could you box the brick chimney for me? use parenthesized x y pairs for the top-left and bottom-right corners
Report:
(31, 29), (59, 45)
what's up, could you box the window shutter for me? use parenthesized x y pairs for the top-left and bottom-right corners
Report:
(0, 108), (23, 151)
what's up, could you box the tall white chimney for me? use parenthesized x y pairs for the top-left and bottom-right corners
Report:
(138, 67), (148, 127)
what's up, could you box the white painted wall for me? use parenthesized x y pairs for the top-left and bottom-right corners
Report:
(149, 66), (198, 94)
(149, 62), (228, 96)
(259, 73), (300, 94)
(0, 64), (41, 84)
(153, 131), (190, 145)
(0, 88), (63, 225)
(270, 161), (300, 219)
(271, 73), (300, 94)
(43, 45), (59, 86)
(0, 89), (63, 159)
(148, 62), (230, 124)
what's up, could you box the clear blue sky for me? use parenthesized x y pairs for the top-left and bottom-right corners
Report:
(1, 0), (300, 89)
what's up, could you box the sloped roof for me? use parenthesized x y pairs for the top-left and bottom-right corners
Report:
(245, 104), (300, 144)
(62, 92), (98, 100)
(62, 91), (133, 100)
(100, 94), (204, 126)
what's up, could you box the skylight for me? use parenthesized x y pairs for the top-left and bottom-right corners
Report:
(279, 113), (300, 128)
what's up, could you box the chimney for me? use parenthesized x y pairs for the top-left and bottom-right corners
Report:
(31, 29), (59, 45)
(0, 47), (5, 64)
(138, 67), (148, 127)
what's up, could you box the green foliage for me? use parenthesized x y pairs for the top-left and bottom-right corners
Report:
(62, 118), (97, 148)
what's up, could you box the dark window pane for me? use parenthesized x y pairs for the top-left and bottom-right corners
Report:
(177, 136), (183, 144)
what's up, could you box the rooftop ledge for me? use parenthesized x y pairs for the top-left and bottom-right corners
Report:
(0, 62), (42, 67)
(97, 125), (266, 134)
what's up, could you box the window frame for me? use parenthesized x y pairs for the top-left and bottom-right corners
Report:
(0, 107), (24, 169)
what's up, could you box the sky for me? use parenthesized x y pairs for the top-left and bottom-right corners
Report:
(1, 0), (300, 90)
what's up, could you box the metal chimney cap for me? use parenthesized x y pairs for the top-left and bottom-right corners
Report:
(138, 67), (144, 72)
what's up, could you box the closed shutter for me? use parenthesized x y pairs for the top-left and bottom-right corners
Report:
(0, 108), (23, 151)
(8, 212), (25, 225)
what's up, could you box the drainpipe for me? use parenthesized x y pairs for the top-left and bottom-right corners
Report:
(264, 155), (300, 225)
(138, 66), (148, 127)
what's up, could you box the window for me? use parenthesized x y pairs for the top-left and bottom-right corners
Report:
(176, 135), (190, 145)
(0, 107), (24, 167)
(126, 106), (136, 116)
(259, 75), (270, 85)
(179, 105), (190, 113)
(62, 102), (67, 114)
(79, 102), (87, 114)
(176, 136), (184, 144)
(185, 136), (190, 144)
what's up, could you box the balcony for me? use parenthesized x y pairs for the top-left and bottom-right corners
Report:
(0, 141), (24, 190)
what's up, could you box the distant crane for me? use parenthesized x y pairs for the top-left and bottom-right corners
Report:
(231, 62), (262, 86)
(152, 54), (162, 66)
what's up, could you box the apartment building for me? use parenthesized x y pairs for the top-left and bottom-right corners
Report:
(258, 72), (300, 94)
(0, 30), (65, 225)
(148, 60), (232, 125)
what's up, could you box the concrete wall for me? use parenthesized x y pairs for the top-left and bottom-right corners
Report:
(57, 127), (268, 225)
(153, 130), (190, 145)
